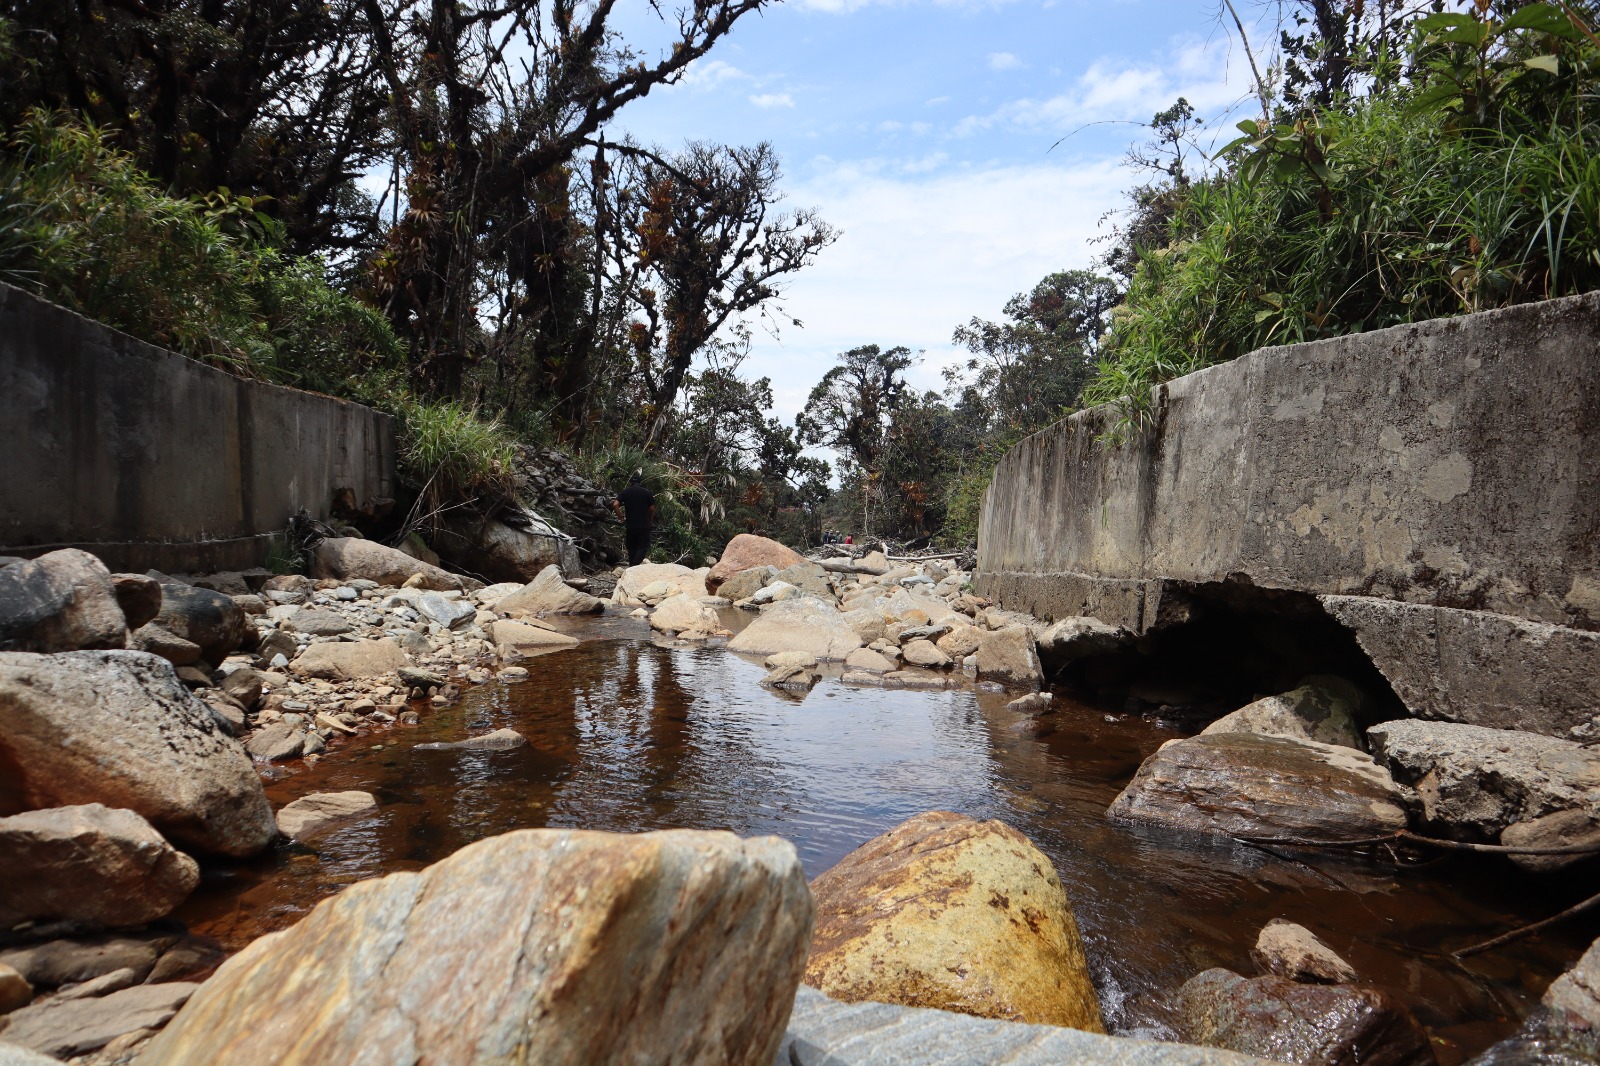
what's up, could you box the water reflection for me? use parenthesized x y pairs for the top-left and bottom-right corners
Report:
(178, 618), (1600, 1062)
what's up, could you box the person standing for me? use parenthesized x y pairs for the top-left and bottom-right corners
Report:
(614, 471), (656, 566)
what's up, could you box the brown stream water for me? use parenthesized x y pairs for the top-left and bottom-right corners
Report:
(179, 613), (1598, 1061)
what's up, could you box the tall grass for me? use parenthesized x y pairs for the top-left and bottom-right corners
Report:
(396, 399), (522, 521)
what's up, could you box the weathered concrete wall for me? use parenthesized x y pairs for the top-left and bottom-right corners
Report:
(976, 293), (1600, 737)
(0, 283), (395, 573)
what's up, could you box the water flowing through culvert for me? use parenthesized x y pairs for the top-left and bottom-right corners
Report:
(178, 612), (1599, 1063)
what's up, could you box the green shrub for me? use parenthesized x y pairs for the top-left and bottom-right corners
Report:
(395, 399), (521, 520)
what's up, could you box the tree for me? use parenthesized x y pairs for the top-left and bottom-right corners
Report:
(798, 344), (915, 535)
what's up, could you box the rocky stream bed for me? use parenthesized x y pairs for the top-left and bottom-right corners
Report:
(2, 535), (1599, 1064)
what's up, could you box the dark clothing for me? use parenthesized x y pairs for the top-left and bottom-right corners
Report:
(617, 484), (655, 530)
(625, 527), (651, 567)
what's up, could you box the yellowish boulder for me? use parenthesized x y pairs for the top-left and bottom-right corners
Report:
(804, 811), (1105, 1033)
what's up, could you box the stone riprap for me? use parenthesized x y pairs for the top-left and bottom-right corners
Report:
(975, 293), (1600, 737)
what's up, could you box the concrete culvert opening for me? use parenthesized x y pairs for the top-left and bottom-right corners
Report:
(1045, 579), (1406, 730)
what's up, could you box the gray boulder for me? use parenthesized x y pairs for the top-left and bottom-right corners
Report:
(129, 622), (203, 666)
(0, 980), (198, 1059)
(417, 592), (477, 630)
(281, 608), (353, 637)
(434, 509), (579, 583)
(1108, 734), (1408, 842)
(495, 565), (605, 616)
(975, 624), (1043, 688)
(0, 651), (276, 857)
(0, 549), (127, 653)
(772, 562), (833, 600)
(1203, 676), (1365, 750)
(150, 583), (248, 665)
(243, 721), (306, 762)
(415, 728), (528, 751)
(0, 804), (199, 928)
(718, 565), (776, 604)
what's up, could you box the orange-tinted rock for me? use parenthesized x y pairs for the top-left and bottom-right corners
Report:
(804, 811), (1105, 1033)
(707, 535), (805, 593)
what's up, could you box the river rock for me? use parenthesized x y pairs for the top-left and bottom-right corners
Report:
(150, 583), (248, 665)
(434, 511), (575, 584)
(0, 963), (30, 1014)
(0, 549), (127, 653)
(312, 537), (463, 591)
(495, 564), (605, 615)
(1178, 968), (1435, 1066)
(129, 622), (203, 666)
(243, 721), (305, 762)
(1468, 1007), (1600, 1065)
(936, 625), (986, 658)
(727, 598), (864, 661)
(707, 534), (806, 593)
(717, 565), (776, 605)
(140, 827), (813, 1064)
(0, 936), (169, 990)
(804, 811), (1104, 1033)
(1204, 676), (1365, 750)
(1501, 809), (1600, 873)
(613, 563), (708, 606)
(975, 624), (1043, 687)
(110, 573), (163, 631)
(1107, 733), (1408, 841)
(417, 592), (477, 629)
(650, 593), (722, 636)
(275, 791), (378, 841)
(901, 639), (951, 669)
(415, 728), (528, 751)
(773, 563), (833, 600)
(0, 804), (199, 928)
(487, 619), (579, 657)
(749, 581), (800, 606)
(290, 638), (409, 681)
(0, 651), (275, 856)
(1008, 692), (1054, 716)
(1542, 934), (1600, 1026)
(1368, 720), (1600, 866)
(218, 666), (264, 709)
(1034, 616), (1132, 673)
(843, 647), (895, 673)
(281, 608), (352, 637)
(1250, 920), (1358, 984)
(762, 664), (819, 691)
(1, 981), (198, 1060)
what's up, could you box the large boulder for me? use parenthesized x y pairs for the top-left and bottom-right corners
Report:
(1368, 719), (1600, 868)
(311, 537), (463, 591)
(1035, 616), (1132, 674)
(1107, 733), (1408, 842)
(0, 549), (127, 653)
(613, 563), (708, 606)
(487, 619), (579, 657)
(140, 828), (814, 1065)
(148, 582), (248, 665)
(804, 811), (1104, 1033)
(727, 598), (864, 661)
(718, 565), (777, 605)
(495, 565), (605, 616)
(1203, 676), (1365, 750)
(109, 573), (163, 631)
(773, 563), (833, 600)
(290, 638), (409, 681)
(0, 651), (276, 857)
(975, 624), (1043, 688)
(1178, 968), (1435, 1066)
(707, 534), (805, 593)
(650, 594), (723, 637)
(0, 804), (199, 928)
(434, 509), (578, 584)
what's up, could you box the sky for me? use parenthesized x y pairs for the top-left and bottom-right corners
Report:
(606, 0), (1263, 421)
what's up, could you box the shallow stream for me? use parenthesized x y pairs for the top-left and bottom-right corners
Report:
(179, 612), (1598, 1062)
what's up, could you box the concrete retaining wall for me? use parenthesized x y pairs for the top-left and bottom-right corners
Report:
(976, 293), (1600, 737)
(0, 283), (395, 573)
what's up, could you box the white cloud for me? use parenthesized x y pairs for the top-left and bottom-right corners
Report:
(677, 58), (752, 90)
(744, 156), (1130, 420)
(750, 92), (797, 109)
(987, 51), (1024, 71)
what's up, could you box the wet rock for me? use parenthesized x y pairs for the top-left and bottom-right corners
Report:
(415, 728), (528, 751)
(0, 549), (127, 653)
(805, 811), (1104, 1033)
(281, 609), (353, 637)
(762, 664), (820, 691)
(141, 828), (813, 1065)
(495, 565), (605, 616)
(417, 592), (477, 630)
(901, 639), (951, 669)
(1501, 809), (1600, 873)
(0, 981), (198, 1059)
(1034, 616), (1132, 673)
(487, 618), (579, 656)
(612, 563), (709, 606)
(218, 666), (264, 709)
(765, 651), (819, 670)
(150, 583), (247, 665)
(975, 624), (1043, 688)
(716, 565), (777, 605)
(0, 804), (198, 929)
(128, 622), (203, 666)
(0, 963), (31, 1014)
(244, 721), (305, 762)
(727, 598), (864, 661)
(650, 593), (722, 636)
(1543, 934), (1600, 1026)
(843, 647), (895, 674)
(109, 574), (163, 631)
(0, 935), (169, 989)
(0, 651), (274, 856)
(498, 666), (530, 682)
(1007, 692), (1054, 716)
(290, 638), (409, 681)
(707, 534), (806, 593)
(1203, 676), (1365, 750)
(311, 537), (463, 591)
(935, 625), (986, 659)
(1369, 719), (1600, 853)
(1107, 734), (1408, 841)
(275, 791), (378, 841)
(1468, 1006), (1600, 1065)
(1250, 920), (1358, 984)
(1178, 968), (1435, 1066)
(879, 670), (949, 690)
